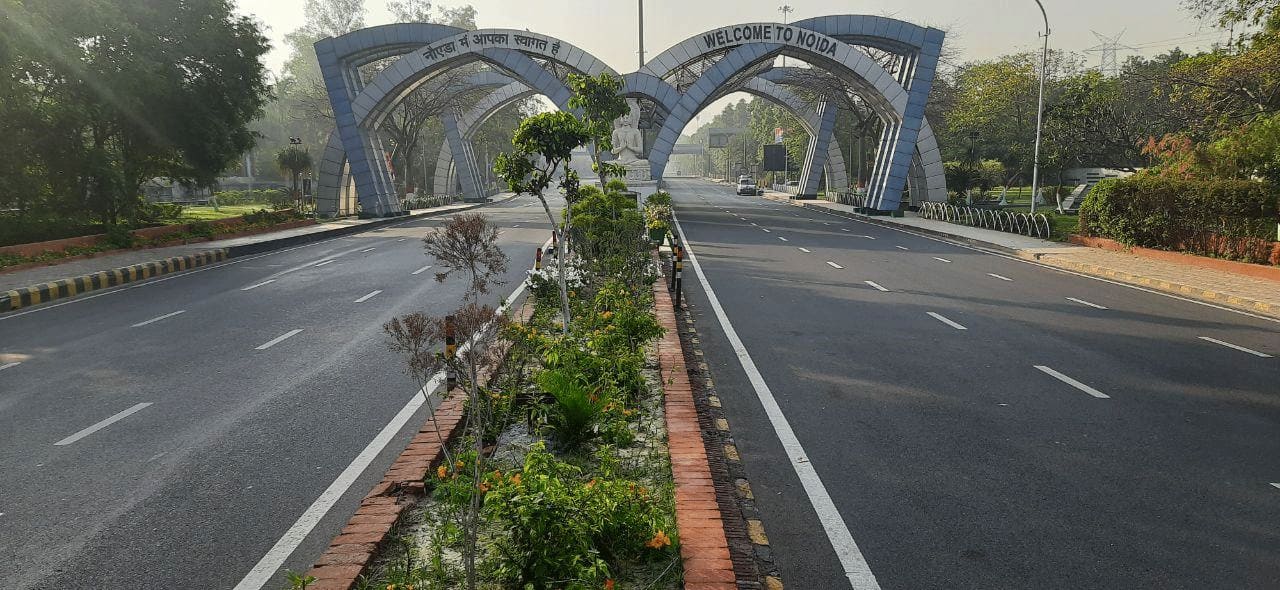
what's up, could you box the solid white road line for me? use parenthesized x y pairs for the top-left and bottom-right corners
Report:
(359, 247), (377, 253)
(54, 402), (153, 446)
(314, 260), (335, 267)
(354, 290), (383, 303)
(411, 265), (433, 276)
(927, 312), (967, 330)
(1034, 365), (1110, 398)
(826, 261), (844, 269)
(1198, 336), (1272, 358)
(255, 329), (303, 350)
(932, 257), (952, 263)
(987, 273), (1013, 281)
(895, 246), (909, 250)
(1066, 297), (1107, 309)
(671, 213), (882, 590)
(0, 362), (20, 372)
(240, 279), (276, 291)
(131, 310), (187, 328)
(865, 281), (889, 292)
(233, 274), (532, 590)
(778, 236), (789, 242)
(798, 247), (812, 253)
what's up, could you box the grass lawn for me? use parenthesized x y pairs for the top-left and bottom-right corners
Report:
(174, 204), (272, 222)
(1003, 206), (1081, 241)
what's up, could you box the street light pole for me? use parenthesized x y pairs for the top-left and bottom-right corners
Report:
(638, 0), (645, 69)
(778, 5), (793, 68)
(1030, 0), (1050, 215)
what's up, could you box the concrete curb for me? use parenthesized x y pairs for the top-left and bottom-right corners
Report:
(1033, 255), (1279, 318)
(0, 250), (228, 313)
(0, 197), (512, 314)
(654, 278), (738, 589)
(765, 195), (1280, 321)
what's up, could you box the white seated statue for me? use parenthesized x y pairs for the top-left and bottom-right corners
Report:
(610, 98), (650, 180)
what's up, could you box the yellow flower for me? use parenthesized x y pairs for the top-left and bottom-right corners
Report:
(601, 310), (614, 320)
(455, 460), (465, 469)
(646, 529), (671, 549)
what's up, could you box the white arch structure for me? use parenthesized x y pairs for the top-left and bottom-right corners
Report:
(316, 16), (945, 215)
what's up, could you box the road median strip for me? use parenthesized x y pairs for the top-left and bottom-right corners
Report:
(0, 196), (516, 315)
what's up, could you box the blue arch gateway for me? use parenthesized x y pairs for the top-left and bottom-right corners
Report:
(316, 15), (945, 215)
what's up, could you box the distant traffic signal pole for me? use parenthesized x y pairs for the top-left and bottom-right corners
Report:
(1030, 0), (1050, 215)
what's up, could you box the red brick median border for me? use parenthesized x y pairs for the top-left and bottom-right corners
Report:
(303, 300), (535, 590)
(654, 280), (737, 590)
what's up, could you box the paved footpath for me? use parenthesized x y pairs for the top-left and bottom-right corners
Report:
(0, 201), (490, 294)
(764, 193), (1280, 320)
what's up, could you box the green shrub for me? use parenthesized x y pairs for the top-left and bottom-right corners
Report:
(537, 368), (607, 450)
(645, 191), (672, 207)
(604, 178), (629, 194)
(483, 443), (676, 589)
(1081, 176), (1278, 262)
(186, 220), (215, 238)
(103, 224), (135, 249)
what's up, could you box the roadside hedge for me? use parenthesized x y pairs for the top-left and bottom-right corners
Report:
(1080, 176), (1280, 263)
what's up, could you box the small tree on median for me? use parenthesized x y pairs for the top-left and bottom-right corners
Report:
(566, 72), (630, 190)
(494, 111), (590, 334)
(384, 212), (511, 590)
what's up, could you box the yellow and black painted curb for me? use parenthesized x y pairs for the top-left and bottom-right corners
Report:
(0, 249), (228, 313)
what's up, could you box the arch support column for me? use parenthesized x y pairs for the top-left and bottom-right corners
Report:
(798, 98), (837, 197)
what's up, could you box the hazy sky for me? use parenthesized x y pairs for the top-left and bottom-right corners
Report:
(235, 0), (1226, 123)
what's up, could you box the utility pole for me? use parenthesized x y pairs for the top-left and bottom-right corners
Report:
(1030, 0), (1049, 215)
(638, 0), (645, 69)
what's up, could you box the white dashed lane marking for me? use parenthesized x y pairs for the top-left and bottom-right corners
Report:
(1066, 297), (1107, 309)
(1034, 365), (1110, 399)
(988, 273), (1013, 281)
(241, 279), (276, 291)
(354, 290), (383, 303)
(865, 281), (889, 292)
(256, 329), (303, 351)
(933, 257), (952, 263)
(826, 261), (844, 269)
(927, 312), (967, 330)
(1198, 337), (1272, 358)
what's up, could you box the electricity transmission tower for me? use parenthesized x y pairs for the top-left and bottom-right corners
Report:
(1085, 30), (1136, 76)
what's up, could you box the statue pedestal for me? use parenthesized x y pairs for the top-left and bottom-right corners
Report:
(622, 162), (651, 182)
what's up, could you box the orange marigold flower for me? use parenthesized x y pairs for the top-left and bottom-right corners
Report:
(601, 310), (614, 320)
(585, 478), (597, 489)
(510, 473), (522, 485)
(646, 529), (671, 549)
(604, 580), (615, 590)
(436, 465), (448, 479)
(478, 482), (491, 493)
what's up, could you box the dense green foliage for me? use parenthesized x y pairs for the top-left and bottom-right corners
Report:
(1081, 176), (1279, 262)
(0, 0), (271, 228)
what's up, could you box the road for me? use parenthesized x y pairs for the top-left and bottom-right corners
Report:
(0, 195), (557, 589)
(666, 178), (1280, 589)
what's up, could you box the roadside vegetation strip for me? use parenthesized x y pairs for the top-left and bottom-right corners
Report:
(0, 250), (228, 313)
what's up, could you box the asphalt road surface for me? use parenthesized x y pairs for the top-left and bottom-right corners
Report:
(666, 178), (1279, 590)
(0, 194), (558, 589)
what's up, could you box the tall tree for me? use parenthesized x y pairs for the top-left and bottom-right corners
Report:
(0, 0), (271, 224)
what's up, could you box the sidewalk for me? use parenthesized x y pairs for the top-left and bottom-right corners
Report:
(761, 192), (1280, 319)
(1, 197), (508, 310)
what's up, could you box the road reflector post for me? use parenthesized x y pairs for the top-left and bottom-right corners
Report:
(445, 315), (457, 390)
(675, 253), (686, 308)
